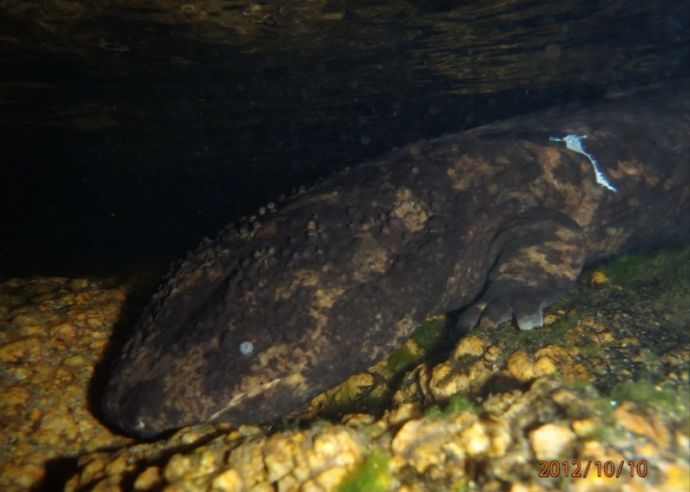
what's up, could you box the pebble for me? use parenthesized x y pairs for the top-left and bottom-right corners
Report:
(529, 423), (575, 459)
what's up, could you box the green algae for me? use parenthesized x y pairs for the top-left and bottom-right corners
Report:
(490, 314), (580, 354)
(387, 318), (446, 374)
(320, 318), (447, 417)
(588, 401), (628, 443)
(337, 451), (391, 492)
(328, 376), (386, 412)
(410, 318), (446, 348)
(575, 342), (602, 358)
(449, 478), (473, 492)
(600, 245), (690, 328)
(424, 394), (479, 419)
(600, 245), (690, 288)
(610, 381), (684, 415)
(565, 379), (690, 444)
(386, 341), (425, 375)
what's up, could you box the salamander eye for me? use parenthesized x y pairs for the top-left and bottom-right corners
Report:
(239, 340), (254, 356)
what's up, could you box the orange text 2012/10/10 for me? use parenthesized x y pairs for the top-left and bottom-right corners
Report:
(538, 459), (649, 479)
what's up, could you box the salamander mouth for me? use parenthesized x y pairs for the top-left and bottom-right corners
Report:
(101, 377), (179, 438)
(205, 368), (318, 426)
(208, 377), (282, 421)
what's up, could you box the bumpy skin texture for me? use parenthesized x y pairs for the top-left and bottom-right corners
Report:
(103, 84), (690, 438)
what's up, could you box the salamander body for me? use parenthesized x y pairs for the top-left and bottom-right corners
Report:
(102, 83), (690, 437)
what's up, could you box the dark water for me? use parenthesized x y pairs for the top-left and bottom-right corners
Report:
(1, 0), (688, 276)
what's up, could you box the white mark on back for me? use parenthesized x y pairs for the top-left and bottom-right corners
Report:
(549, 134), (618, 192)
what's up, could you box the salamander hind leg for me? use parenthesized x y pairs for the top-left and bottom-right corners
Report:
(459, 209), (586, 331)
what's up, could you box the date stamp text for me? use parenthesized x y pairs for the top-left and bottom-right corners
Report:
(538, 460), (648, 479)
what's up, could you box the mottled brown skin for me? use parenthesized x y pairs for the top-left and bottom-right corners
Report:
(102, 83), (690, 438)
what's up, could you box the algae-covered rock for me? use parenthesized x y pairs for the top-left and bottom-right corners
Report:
(1, 246), (688, 491)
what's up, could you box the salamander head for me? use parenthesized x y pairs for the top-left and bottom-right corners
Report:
(101, 316), (335, 438)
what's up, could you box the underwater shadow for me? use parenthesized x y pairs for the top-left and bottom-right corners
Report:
(86, 273), (161, 436)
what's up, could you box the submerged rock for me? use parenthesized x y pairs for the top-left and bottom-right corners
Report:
(1, 246), (689, 491)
